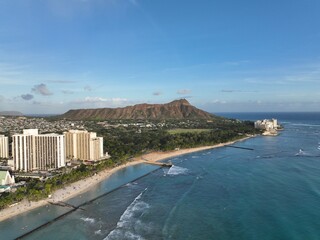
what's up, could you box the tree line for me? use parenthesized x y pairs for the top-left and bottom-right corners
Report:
(0, 119), (259, 209)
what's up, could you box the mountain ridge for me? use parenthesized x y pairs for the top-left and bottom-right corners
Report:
(0, 111), (24, 116)
(60, 99), (215, 120)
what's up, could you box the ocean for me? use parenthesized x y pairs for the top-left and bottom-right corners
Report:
(1, 112), (320, 240)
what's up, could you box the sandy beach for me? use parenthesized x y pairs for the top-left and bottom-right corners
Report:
(0, 136), (252, 222)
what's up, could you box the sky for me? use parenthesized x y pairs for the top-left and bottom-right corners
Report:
(0, 0), (320, 114)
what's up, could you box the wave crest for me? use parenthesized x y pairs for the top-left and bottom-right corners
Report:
(104, 189), (151, 240)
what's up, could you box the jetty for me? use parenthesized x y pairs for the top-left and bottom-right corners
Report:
(141, 157), (173, 167)
(225, 145), (254, 151)
(48, 201), (85, 211)
(143, 161), (173, 167)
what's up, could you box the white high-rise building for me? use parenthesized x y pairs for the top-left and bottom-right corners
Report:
(12, 129), (65, 172)
(0, 135), (9, 159)
(64, 130), (104, 161)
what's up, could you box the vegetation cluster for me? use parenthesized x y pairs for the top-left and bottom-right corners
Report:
(0, 118), (260, 209)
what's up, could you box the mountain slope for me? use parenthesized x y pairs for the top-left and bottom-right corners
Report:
(60, 99), (215, 120)
(0, 111), (24, 116)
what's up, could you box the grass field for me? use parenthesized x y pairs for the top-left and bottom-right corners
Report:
(167, 129), (211, 134)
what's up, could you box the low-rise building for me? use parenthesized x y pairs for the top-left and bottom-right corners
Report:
(0, 170), (15, 185)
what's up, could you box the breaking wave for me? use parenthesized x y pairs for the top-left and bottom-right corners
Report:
(167, 166), (189, 176)
(104, 189), (151, 240)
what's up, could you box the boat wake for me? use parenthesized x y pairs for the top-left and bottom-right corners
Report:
(296, 149), (307, 156)
(104, 188), (151, 240)
(295, 149), (320, 157)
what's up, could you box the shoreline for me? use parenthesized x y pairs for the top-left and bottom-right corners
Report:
(0, 136), (253, 222)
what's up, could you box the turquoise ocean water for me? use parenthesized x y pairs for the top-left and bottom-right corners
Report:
(1, 112), (320, 240)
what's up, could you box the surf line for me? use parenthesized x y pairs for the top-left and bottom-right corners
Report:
(15, 166), (162, 240)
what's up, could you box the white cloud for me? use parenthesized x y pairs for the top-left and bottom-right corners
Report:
(211, 99), (227, 104)
(32, 83), (53, 96)
(177, 89), (192, 95)
(21, 94), (34, 100)
(0, 62), (29, 85)
(221, 89), (259, 93)
(72, 97), (129, 108)
(200, 99), (320, 113)
(49, 80), (76, 84)
(62, 90), (74, 94)
(153, 91), (163, 96)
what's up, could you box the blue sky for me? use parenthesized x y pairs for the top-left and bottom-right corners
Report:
(0, 0), (320, 114)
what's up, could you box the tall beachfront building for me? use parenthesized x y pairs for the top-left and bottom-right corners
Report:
(0, 135), (9, 159)
(12, 129), (65, 172)
(64, 130), (104, 161)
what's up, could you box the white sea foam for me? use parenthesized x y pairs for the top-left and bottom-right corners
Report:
(104, 189), (150, 240)
(295, 149), (305, 156)
(94, 229), (102, 235)
(167, 166), (189, 176)
(80, 217), (95, 224)
(106, 229), (144, 240)
(125, 182), (138, 187)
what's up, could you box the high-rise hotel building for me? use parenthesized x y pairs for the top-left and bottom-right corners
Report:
(64, 130), (104, 161)
(0, 135), (9, 159)
(12, 129), (65, 172)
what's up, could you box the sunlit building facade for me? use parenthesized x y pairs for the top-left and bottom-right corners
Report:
(64, 130), (104, 161)
(12, 129), (65, 172)
(0, 135), (9, 159)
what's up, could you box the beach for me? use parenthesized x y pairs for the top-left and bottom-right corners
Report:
(0, 137), (251, 222)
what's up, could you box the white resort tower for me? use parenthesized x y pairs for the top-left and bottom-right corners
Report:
(0, 135), (9, 159)
(12, 129), (65, 172)
(64, 130), (104, 161)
